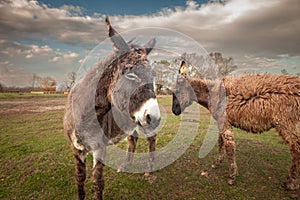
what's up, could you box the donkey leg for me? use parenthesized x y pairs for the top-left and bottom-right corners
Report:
(93, 160), (105, 200)
(276, 125), (300, 191)
(212, 134), (225, 169)
(145, 134), (156, 176)
(222, 128), (238, 185)
(283, 132), (300, 190)
(284, 142), (300, 191)
(118, 131), (138, 172)
(73, 148), (87, 200)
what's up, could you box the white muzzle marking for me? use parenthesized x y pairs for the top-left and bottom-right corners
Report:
(133, 98), (160, 127)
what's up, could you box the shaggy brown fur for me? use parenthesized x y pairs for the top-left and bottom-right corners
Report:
(173, 61), (300, 191)
(64, 17), (158, 200)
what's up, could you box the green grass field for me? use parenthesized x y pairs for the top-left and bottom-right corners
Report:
(0, 94), (297, 199)
(0, 92), (67, 100)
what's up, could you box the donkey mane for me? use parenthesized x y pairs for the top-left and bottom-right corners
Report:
(185, 78), (210, 109)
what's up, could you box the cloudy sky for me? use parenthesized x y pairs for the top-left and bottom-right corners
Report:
(0, 0), (299, 86)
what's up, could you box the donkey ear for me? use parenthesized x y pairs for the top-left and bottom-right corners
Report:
(105, 16), (129, 53)
(179, 61), (187, 76)
(143, 38), (156, 55)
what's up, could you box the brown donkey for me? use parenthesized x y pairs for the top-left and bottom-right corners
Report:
(64, 17), (160, 199)
(172, 61), (300, 191)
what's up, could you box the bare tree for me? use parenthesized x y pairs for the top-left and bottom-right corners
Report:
(32, 73), (41, 90)
(179, 52), (210, 78)
(63, 71), (77, 91)
(153, 60), (177, 94)
(209, 52), (237, 76)
(178, 52), (237, 79)
(153, 52), (237, 94)
(40, 76), (57, 91)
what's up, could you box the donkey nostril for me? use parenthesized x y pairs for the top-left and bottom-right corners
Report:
(146, 114), (161, 129)
(146, 114), (151, 124)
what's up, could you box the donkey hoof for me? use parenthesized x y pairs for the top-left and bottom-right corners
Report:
(227, 178), (235, 185)
(289, 191), (299, 199)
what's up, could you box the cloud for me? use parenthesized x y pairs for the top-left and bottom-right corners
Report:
(112, 0), (300, 58)
(25, 54), (32, 59)
(0, 0), (299, 85)
(0, 67), (33, 86)
(48, 56), (60, 63)
(59, 4), (85, 16)
(0, 41), (54, 60)
(63, 52), (79, 59)
(0, 60), (10, 74)
(1, 0), (299, 58)
(0, 0), (105, 44)
(0, 40), (82, 86)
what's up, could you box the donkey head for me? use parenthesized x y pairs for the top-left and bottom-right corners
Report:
(106, 17), (160, 132)
(172, 61), (195, 115)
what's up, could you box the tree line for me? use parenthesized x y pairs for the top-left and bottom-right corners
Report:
(0, 71), (77, 93)
(1, 52), (298, 94)
(153, 52), (238, 95)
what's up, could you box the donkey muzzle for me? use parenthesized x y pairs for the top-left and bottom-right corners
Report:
(133, 98), (161, 131)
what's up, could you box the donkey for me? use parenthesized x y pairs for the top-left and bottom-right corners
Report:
(64, 17), (161, 199)
(172, 61), (300, 191)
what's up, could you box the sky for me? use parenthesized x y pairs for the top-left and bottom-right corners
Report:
(0, 0), (299, 87)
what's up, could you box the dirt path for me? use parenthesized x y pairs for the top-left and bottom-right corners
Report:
(0, 98), (67, 117)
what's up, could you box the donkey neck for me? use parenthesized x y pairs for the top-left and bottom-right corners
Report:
(187, 78), (210, 109)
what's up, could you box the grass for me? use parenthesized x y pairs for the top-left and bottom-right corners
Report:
(0, 95), (297, 199)
(0, 92), (67, 100)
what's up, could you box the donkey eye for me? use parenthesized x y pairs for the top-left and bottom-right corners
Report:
(125, 73), (141, 82)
